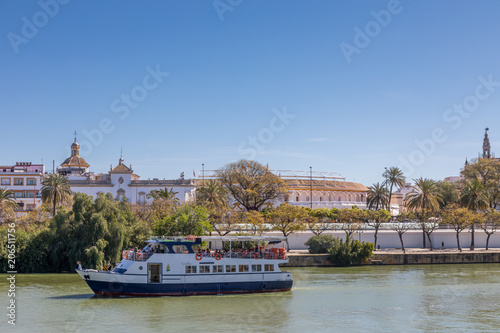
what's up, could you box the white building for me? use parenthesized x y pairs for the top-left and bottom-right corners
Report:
(0, 162), (44, 212)
(58, 138), (196, 204)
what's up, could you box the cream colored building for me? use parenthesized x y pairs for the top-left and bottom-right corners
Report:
(0, 162), (45, 211)
(58, 138), (196, 204)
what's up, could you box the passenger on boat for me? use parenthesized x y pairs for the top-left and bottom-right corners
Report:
(76, 261), (82, 270)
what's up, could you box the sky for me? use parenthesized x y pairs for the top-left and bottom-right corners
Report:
(2, 0), (500, 186)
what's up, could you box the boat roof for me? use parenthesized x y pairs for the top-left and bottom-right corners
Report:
(147, 235), (287, 243)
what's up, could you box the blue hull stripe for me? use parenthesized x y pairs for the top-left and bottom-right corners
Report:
(85, 280), (293, 296)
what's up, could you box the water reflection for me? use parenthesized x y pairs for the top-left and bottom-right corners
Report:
(2, 265), (500, 332)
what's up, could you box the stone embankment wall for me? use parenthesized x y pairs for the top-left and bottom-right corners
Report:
(283, 252), (500, 267)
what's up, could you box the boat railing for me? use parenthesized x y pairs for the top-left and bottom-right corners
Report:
(202, 250), (287, 260)
(121, 250), (287, 261)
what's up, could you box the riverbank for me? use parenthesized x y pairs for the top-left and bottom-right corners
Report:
(283, 248), (500, 266)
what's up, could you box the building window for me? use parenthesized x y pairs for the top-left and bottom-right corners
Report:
(14, 178), (23, 185)
(27, 178), (36, 186)
(199, 265), (210, 273)
(213, 265), (223, 273)
(14, 192), (23, 198)
(225, 265), (236, 273)
(264, 264), (274, 272)
(185, 265), (197, 274)
(238, 265), (249, 272)
(296, 196), (299, 202)
(26, 192), (35, 198)
(252, 264), (262, 272)
(26, 204), (35, 211)
(1, 178), (10, 186)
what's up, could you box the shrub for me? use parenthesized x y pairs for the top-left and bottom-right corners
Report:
(329, 235), (374, 267)
(304, 234), (336, 254)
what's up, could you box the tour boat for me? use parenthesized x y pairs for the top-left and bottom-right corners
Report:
(76, 235), (293, 296)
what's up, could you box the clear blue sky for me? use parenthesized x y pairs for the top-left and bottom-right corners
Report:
(2, 0), (500, 186)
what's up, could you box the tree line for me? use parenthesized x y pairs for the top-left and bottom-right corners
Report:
(1, 158), (500, 272)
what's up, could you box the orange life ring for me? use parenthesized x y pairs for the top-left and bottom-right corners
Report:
(196, 253), (203, 261)
(254, 253), (260, 260)
(215, 253), (222, 261)
(124, 251), (129, 259)
(136, 252), (143, 260)
(265, 252), (271, 259)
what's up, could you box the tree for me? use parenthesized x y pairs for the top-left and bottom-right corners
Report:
(435, 181), (460, 208)
(460, 179), (489, 250)
(405, 177), (443, 248)
(267, 204), (308, 250)
(306, 208), (334, 235)
(328, 235), (374, 267)
(418, 211), (439, 251)
(154, 204), (211, 236)
(216, 160), (287, 211)
(480, 211), (500, 250)
(391, 213), (415, 253)
(405, 178), (443, 212)
(441, 205), (472, 252)
(242, 210), (267, 235)
(366, 209), (390, 249)
(196, 180), (229, 213)
(147, 187), (180, 205)
(0, 188), (17, 222)
(41, 174), (72, 216)
(461, 158), (500, 209)
(338, 208), (364, 237)
(366, 182), (389, 210)
(382, 167), (406, 211)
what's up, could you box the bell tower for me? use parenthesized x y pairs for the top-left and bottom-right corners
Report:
(483, 128), (491, 159)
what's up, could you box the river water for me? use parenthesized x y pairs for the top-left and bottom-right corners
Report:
(2, 264), (500, 332)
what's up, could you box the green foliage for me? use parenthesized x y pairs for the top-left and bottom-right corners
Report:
(304, 234), (336, 254)
(154, 204), (211, 236)
(328, 235), (374, 267)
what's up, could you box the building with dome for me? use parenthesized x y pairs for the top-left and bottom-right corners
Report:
(58, 138), (196, 204)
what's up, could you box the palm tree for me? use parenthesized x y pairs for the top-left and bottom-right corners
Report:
(460, 179), (489, 249)
(405, 177), (443, 249)
(147, 187), (180, 205)
(405, 177), (443, 212)
(0, 188), (18, 215)
(383, 167), (406, 211)
(366, 182), (389, 210)
(196, 180), (228, 213)
(41, 174), (72, 216)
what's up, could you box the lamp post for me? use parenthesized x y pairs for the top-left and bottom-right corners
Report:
(310, 166), (313, 209)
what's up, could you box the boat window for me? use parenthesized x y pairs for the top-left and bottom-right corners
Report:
(238, 265), (249, 272)
(199, 265), (210, 273)
(213, 265), (223, 273)
(225, 265), (236, 273)
(175, 245), (189, 253)
(185, 265), (197, 274)
(252, 264), (262, 272)
(264, 264), (274, 272)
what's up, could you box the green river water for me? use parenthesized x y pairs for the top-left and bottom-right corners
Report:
(1, 264), (500, 332)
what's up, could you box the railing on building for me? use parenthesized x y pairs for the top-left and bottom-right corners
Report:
(130, 179), (196, 186)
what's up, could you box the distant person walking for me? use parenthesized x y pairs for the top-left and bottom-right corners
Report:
(441, 241), (444, 250)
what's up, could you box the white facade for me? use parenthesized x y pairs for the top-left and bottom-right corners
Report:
(0, 162), (45, 211)
(66, 156), (196, 204)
